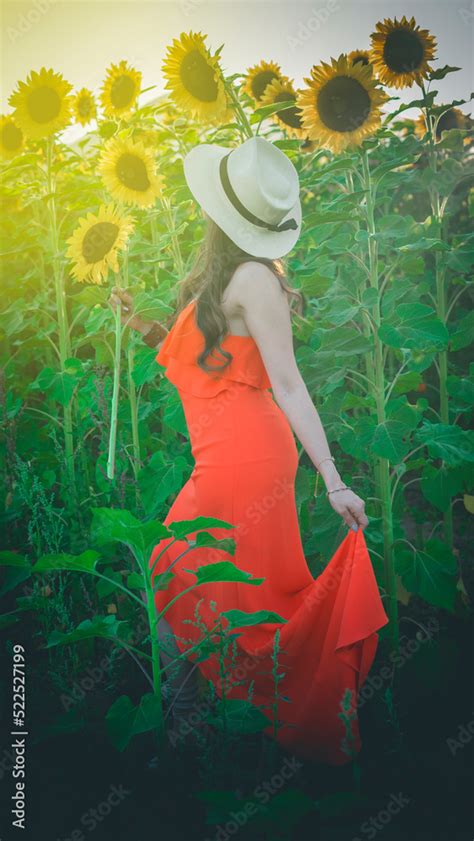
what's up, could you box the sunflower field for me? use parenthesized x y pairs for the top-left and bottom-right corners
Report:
(1, 16), (473, 841)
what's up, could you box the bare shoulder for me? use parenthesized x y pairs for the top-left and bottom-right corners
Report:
(229, 262), (301, 395)
(230, 261), (288, 310)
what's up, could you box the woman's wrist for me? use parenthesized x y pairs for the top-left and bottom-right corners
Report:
(133, 317), (154, 335)
(317, 460), (344, 491)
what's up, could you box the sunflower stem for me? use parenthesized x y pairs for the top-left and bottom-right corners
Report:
(46, 135), (77, 511)
(161, 195), (185, 277)
(419, 80), (453, 551)
(106, 282), (123, 481)
(361, 149), (399, 654)
(120, 249), (142, 488)
(224, 79), (254, 139)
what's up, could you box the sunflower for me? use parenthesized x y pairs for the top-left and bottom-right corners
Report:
(0, 115), (25, 158)
(297, 54), (388, 154)
(73, 88), (97, 127)
(370, 16), (437, 89)
(415, 106), (468, 141)
(100, 60), (142, 119)
(97, 136), (164, 208)
(242, 59), (283, 102)
(66, 203), (134, 285)
(162, 31), (228, 124)
(259, 77), (306, 139)
(8, 67), (73, 140)
(348, 50), (372, 68)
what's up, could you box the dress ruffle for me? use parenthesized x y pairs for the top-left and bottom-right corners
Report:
(155, 300), (272, 397)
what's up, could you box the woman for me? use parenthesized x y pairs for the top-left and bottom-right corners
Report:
(110, 136), (388, 764)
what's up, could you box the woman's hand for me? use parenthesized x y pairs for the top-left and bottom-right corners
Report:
(109, 287), (141, 330)
(327, 487), (368, 531)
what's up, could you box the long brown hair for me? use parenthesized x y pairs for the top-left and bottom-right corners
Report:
(167, 217), (305, 374)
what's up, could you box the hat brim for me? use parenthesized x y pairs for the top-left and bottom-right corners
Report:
(183, 143), (302, 260)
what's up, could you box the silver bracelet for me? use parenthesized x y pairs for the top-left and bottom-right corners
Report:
(326, 485), (349, 497)
(316, 456), (335, 472)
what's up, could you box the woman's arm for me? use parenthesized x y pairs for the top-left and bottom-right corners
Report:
(232, 262), (368, 531)
(109, 287), (167, 350)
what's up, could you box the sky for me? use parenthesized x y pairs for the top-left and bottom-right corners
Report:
(1, 0), (473, 144)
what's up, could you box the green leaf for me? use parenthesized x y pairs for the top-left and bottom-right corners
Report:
(90, 508), (170, 564)
(184, 561), (264, 587)
(446, 375), (474, 407)
(449, 310), (474, 351)
(395, 538), (458, 612)
(105, 693), (164, 752)
(221, 609), (287, 629)
(251, 100), (300, 121)
(428, 65), (461, 81)
(0, 551), (32, 568)
(420, 464), (465, 512)
(392, 371), (422, 396)
(44, 615), (131, 648)
(379, 303), (449, 351)
(189, 531), (236, 555)
(207, 698), (270, 734)
(315, 327), (372, 357)
(166, 516), (235, 539)
(34, 549), (101, 574)
(415, 422), (474, 466)
(372, 419), (411, 463)
(339, 416), (377, 462)
(126, 572), (146, 590)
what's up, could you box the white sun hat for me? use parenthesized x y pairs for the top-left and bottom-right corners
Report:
(183, 135), (302, 259)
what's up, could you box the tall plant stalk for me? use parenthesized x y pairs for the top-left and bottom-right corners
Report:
(420, 82), (453, 550)
(106, 280), (123, 480)
(45, 137), (77, 509)
(361, 150), (399, 651)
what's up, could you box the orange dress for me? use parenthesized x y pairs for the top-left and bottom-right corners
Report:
(149, 299), (389, 764)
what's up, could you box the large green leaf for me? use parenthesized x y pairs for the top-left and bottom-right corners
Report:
(184, 561), (264, 587)
(166, 516), (235, 539)
(189, 531), (236, 555)
(372, 420), (411, 463)
(446, 375), (474, 407)
(44, 615), (131, 648)
(449, 310), (474, 351)
(34, 549), (101, 574)
(221, 609), (287, 629)
(339, 416), (377, 462)
(0, 551), (32, 568)
(90, 508), (170, 564)
(395, 538), (458, 612)
(105, 693), (163, 751)
(420, 464), (465, 512)
(379, 303), (449, 351)
(415, 422), (474, 466)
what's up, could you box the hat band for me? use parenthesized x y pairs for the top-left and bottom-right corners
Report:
(219, 153), (298, 234)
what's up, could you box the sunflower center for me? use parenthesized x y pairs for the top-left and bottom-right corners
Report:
(2, 122), (23, 150)
(317, 76), (371, 132)
(82, 222), (119, 263)
(383, 29), (424, 73)
(116, 153), (151, 192)
(27, 86), (61, 123)
(78, 97), (92, 117)
(253, 71), (279, 100)
(110, 75), (136, 109)
(179, 49), (218, 102)
(275, 93), (303, 129)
